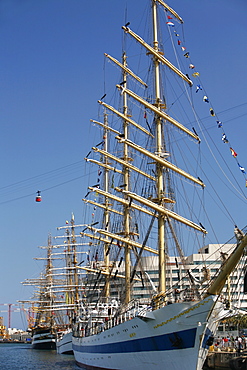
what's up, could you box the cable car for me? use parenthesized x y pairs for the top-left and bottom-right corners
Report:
(36, 191), (42, 202)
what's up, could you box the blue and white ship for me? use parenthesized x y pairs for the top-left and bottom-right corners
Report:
(72, 1), (247, 369)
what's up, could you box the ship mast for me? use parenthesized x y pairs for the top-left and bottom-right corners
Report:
(152, 0), (166, 296)
(103, 113), (110, 298)
(122, 52), (131, 304)
(70, 213), (80, 310)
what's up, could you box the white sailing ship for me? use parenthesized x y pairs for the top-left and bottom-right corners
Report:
(21, 216), (87, 352)
(69, 1), (246, 369)
(55, 214), (85, 355)
(23, 235), (58, 350)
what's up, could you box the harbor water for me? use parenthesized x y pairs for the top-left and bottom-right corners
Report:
(0, 343), (81, 370)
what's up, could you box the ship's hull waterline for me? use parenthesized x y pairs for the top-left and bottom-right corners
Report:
(73, 295), (217, 370)
(32, 328), (56, 350)
(56, 331), (73, 355)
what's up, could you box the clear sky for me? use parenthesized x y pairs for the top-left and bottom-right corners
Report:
(0, 0), (246, 329)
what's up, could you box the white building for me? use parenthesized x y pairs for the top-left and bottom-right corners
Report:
(84, 244), (247, 309)
(131, 244), (247, 309)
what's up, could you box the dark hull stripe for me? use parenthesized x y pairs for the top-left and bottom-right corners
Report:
(62, 350), (74, 355)
(32, 340), (56, 350)
(73, 327), (196, 354)
(75, 361), (117, 370)
(57, 340), (72, 347)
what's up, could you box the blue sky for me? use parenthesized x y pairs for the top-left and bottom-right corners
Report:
(0, 0), (246, 329)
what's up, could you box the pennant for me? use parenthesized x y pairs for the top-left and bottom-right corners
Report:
(189, 64), (195, 69)
(203, 96), (209, 103)
(210, 108), (215, 116)
(167, 15), (173, 19)
(192, 72), (200, 77)
(178, 40), (181, 45)
(230, 147), (238, 158)
(144, 111), (147, 118)
(184, 52), (190, 58)
(174, 32), (180, 37)
(217, 120), (223, 128)
(196, 84), (202, 93)
(181, 46), (186, 51)
(222, 134), (228, 143)
(238, 163), (246, 174)
(166, 22), (175, 26)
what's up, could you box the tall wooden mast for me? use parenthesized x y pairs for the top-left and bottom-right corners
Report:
(70, 213), (80, 307)
(122, 52), (131, 304)
(152, 0), (166, 295)
(103, 113), (110, 298)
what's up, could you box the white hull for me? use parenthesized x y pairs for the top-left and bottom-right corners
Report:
(73, 295), (218, 370)
(56, 331), (73, 355)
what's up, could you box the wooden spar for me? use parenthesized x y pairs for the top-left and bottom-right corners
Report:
(116, 136), (205, 188)
(98, 100), (154, 137)
(122, 27), (192, 86)
(116, 85), (199, 141)
(76, 265), (141, 281)
(80, 231), (119, 246)
(90, 119), (121, 136)
(51, 246), (88, 249)
(88, 227), (158, 255)
(85, 158), (123, 175)
(88, 186), (157, 217)
(118, 188), (207, 234)
(104, 53), (148, 87)
(155, 0), (183, 23)
(83, 198), (124, 216)
(205, 234), (247, 297)
(93, 147), (155, 181)
(51, 250), (88, 255)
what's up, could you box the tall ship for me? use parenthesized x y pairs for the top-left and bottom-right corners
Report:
(71, 1), (247, 369)
(55, 214), (86, 355)
(21, 218), (86, 351)
(28, 235), (57, 350)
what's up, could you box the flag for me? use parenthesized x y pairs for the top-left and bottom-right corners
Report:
(167, 15), (173, 19)
(174, 32), (180, 37)
(184, 52), (190, 58)
(196, 84), (202, 93)
(210, 108), (215, 116)
(217, 120), (223, 128)
(222, 133), (228, 143)
(166, 22), (174, 26)
(238, 163), (246, 174)
(178, 40), (181, 45)
(246, 179), (247, 187)
(181, 46), (186, 51)
(192, 72), (200, 77)
(189, 64), (195, 69)
(203, 96), (209, 103)
(230, 147), (238, 157)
